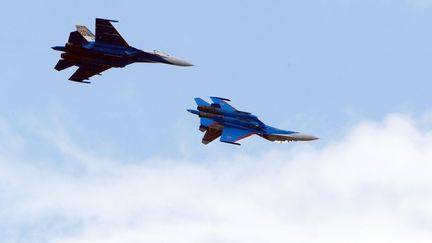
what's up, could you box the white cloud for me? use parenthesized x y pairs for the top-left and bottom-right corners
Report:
(1, 113), (432, 243)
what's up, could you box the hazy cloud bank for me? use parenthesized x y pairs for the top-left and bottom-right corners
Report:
(1, 113), (432, 243)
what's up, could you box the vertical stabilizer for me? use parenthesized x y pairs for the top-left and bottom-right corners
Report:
(68, 31), (89, 45)
(194, 98), (210, 106)
(76, 25), (95, 42)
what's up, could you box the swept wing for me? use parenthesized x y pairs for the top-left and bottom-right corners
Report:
(220, 126), (254, 145)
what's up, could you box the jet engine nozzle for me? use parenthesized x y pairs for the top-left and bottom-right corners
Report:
(187, 109), (218, 119)
(198, 112), (219, 119)
(197, 106), (223, 115)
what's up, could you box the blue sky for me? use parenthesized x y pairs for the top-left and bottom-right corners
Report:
(1, 0), (431, 158)
(1, 0), (432, 242)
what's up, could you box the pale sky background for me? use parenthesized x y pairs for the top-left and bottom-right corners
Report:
(0, 0), (432, 242)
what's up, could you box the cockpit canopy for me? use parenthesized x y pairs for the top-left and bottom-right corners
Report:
(153, 50), (170, 57)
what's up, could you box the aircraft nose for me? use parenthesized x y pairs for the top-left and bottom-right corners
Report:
(166, 56), (193, 66)
(291, 133), (319, 141)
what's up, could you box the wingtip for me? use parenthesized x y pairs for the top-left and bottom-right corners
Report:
(221, 141), (241, 146)
(96, 18), (119, 22)
(210, 96), (231, 102)
(68, 78), (91, 84)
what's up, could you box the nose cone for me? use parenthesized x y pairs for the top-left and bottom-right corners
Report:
(290, 133), (319, 141)
(165, 56), (193, 66)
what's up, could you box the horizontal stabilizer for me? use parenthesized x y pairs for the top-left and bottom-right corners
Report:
(54, 59), (75, 71)
(68, 31), (89, 45)
(69, 64), (111, 82)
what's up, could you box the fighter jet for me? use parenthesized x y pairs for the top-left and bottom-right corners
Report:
(52, 18), (192, 83)
(187, 97), (318, 145)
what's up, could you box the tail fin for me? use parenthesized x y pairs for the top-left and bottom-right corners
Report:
(54, 59), (75, 71)
(76, 25), (95, 42)
(194, 98), (210, 106)
(194, 98), (215, 129)
(209, 97), (251, 114)
(68, 31), (88, 45)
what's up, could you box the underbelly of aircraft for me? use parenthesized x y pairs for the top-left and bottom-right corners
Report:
(258, 134), (295, 143)
(61, 53), (130, 67)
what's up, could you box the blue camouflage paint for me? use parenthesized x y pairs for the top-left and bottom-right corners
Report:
(188, 97), (318, 145)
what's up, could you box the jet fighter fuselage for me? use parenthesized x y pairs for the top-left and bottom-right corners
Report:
(188, 97), (318, 145)
(52, 43), (191, 68)
(52, 18), (192, 83)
